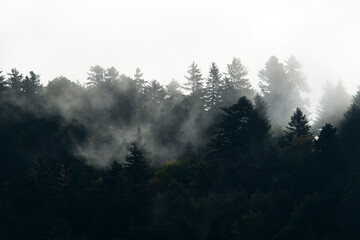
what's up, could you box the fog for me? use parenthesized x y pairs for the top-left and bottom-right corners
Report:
(1, 0), (360, 116)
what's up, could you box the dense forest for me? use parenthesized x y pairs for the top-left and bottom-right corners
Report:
(0, 56), (359, 239)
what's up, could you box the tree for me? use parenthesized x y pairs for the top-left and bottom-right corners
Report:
(104, 66), (120, 85)
(22, 71), (42, 100)
(338, 90), (360, 152)
(134, 68), (147, 94)
(314, 124), (337, 154)
(166, 79), (183, 103)
(258, 56), (309, 126)
(209, 96), (270, 157)
(183, 62), (203, 95)
(124, 142), (150, 187)
(87, 65), (105, 87)
(0, 71), (6, 94)
(284, 108), (312, 142)
(285, 56), (310, 93)
(314, 81), (351, 132)
(145, 80), (166, 104)
(205, 62), (223, 110)
(254, 93), (268, 121)
(7, 68), (23, 94)
(225, 57), (252, 97)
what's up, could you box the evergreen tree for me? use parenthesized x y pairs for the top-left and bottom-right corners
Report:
(254, 93), (269, 121)
(0, 71), (6, 94)
(104, 66), (120, 85)
(145, 80), (166, 104)
(134, 68), (147, 94)
(209, 96), (270, 157)
(183, 62), (203, 95)
(225, 57), (252, 96)
(284, 107), (312, 142)
(166, 79), (183, 103)
(7, 68), (23, 94)
(124, 142), (150, 187)
(259, 56), (309, 126)
(205, 62), (223, 110)
(285, 55), (310, 93)
(22, 71), (42, 100)
(314, 81), (351, 132)
(87, 65), (105, 87)
(314, 124), (337, 154)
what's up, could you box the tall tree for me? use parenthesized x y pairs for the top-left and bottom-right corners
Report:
(22, 71), (42, 100)
(225, 57), (252, 97)
(145, 80), (166, 104)
(7, 68), (23, 94)
(124, 142), (150, 187)
(258, 56), (309, 126)
(134, 68), (147, 94)
(183, 62), (203, 95)
(0, 71), (6, 94)
(205, 62), (223, 110)
(254, 93), (269, 121)
(166, 79), (183, 103)
(87, 65), (105, 87)
(104, 66), (120, 85)
(209, 96), (270, 157)
(314, 81), (351, 132)
(284, 107), (312, 142)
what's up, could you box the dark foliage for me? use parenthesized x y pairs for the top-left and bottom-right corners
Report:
(0, 64), (359, 240)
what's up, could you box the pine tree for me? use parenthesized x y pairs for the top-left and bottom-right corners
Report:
(22, 71), (42, 100)
(209, 96), (270, 157)
(205, 62), (222, 110)
(124, 142), (149, 187)
(254, 93), (268, 121)
(225, 57), (252, 95)
(0, 71), (6, 94)
(314, 81), (351, 132)
(183, 62), (203, 95)
(104, 66), (120, 85)
(134, 68), (147, 94)
(259, 56), (309, 126)
(285, 107), (312, 142)
(87, 65), (105, 87)
(7, 68), (23, 94)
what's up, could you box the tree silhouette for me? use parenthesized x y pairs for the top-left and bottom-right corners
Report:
(205, 62), (223, 110)
(183, 62), (203, 95)
(284, 107), (312, 142)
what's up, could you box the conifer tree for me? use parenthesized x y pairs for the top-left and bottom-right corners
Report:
(285, 107), (312, 142)
(259, 56), (309, 126)
(134, 68), (146, 94)
(183, 62), (203, 95)
(104, 66), (120, 85)
(87, 65), (105, 87)
(124, 142), (149, 187)
(226, 57), (252, 95)
(22, 71), (42, 99)
(205, 62), (222, 110)
(7, 68), (23, 94)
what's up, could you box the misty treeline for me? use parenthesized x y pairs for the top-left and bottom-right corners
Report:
(0, 55), (359, 239)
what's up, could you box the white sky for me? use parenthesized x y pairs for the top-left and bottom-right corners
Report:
(1, 0), (360, 114)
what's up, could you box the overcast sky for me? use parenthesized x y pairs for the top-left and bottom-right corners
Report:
(1, 0), (360, 114)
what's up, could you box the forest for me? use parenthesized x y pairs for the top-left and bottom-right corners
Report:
(0, 56), (359, 240)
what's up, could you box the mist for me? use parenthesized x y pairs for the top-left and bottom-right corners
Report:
(2, 1), (360, 239)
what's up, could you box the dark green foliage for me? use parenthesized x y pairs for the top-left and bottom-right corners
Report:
(1, 65), (360, 240)
(284, 107), (312, 142)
